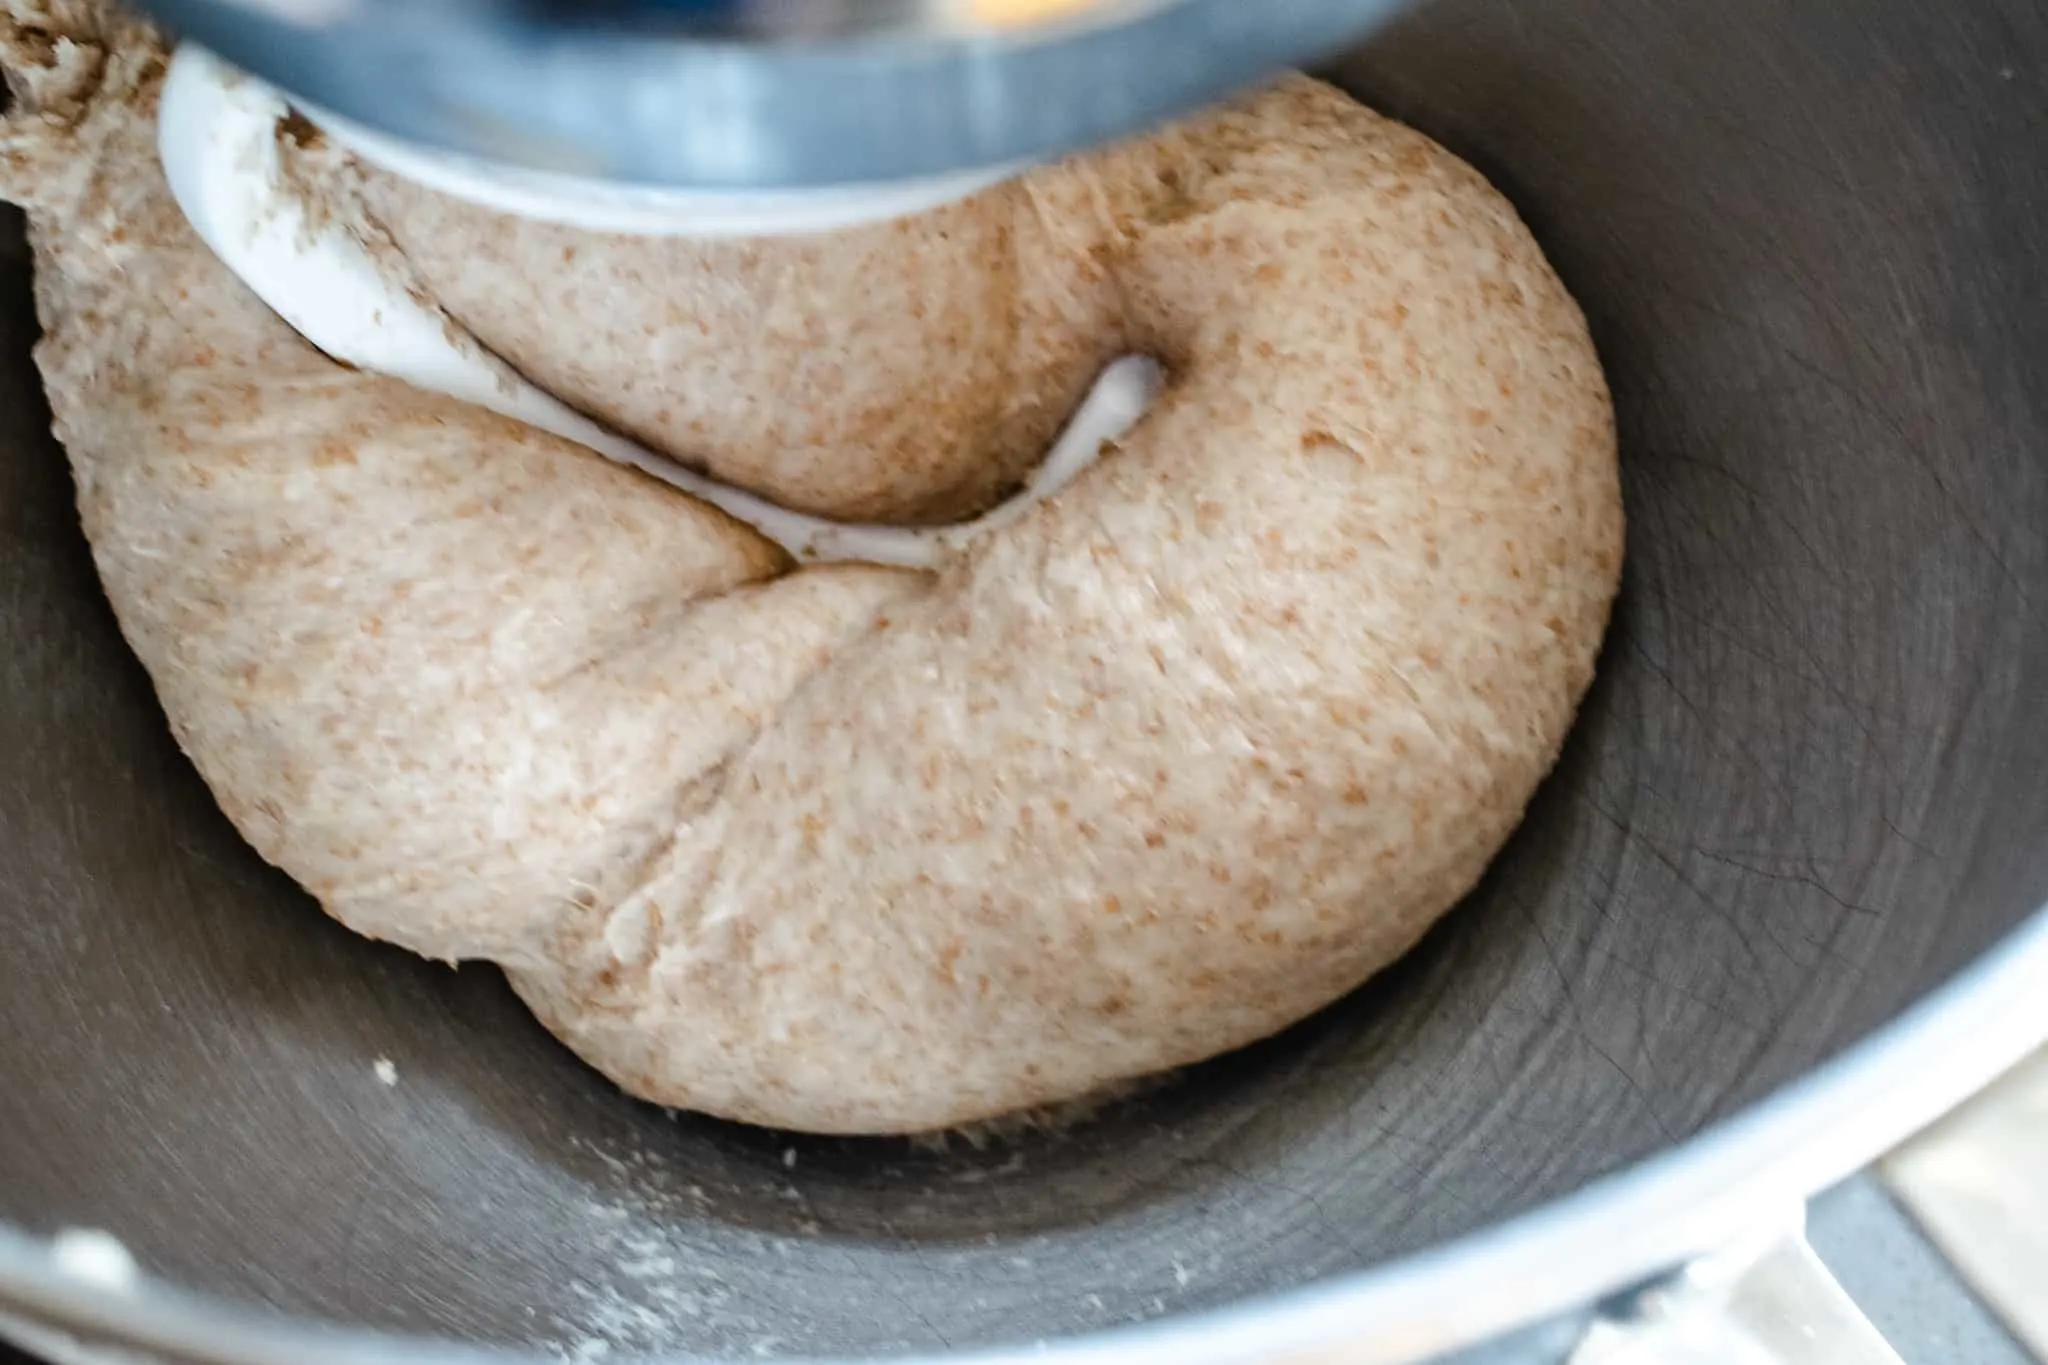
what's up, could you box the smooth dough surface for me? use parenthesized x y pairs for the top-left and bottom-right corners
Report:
(0, 2), (1623, 1134)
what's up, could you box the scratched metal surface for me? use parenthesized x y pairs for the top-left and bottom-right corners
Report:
(2, 0), (2047, 1358)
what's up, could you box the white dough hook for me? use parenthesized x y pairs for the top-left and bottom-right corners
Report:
(154, 44), (1162, 572)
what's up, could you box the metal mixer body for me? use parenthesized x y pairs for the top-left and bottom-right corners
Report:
(132, 0), (1414, 196)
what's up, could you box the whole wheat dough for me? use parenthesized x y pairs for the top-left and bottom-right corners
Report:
(0, 3), (1623, 1133)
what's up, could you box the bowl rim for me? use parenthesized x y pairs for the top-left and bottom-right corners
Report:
(3, 905), (2045, 1365)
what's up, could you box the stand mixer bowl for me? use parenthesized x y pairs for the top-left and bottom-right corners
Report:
(3, 0), (2048, 1362)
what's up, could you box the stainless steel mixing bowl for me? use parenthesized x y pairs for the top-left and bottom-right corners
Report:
(3, 0), (2047, 1361)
